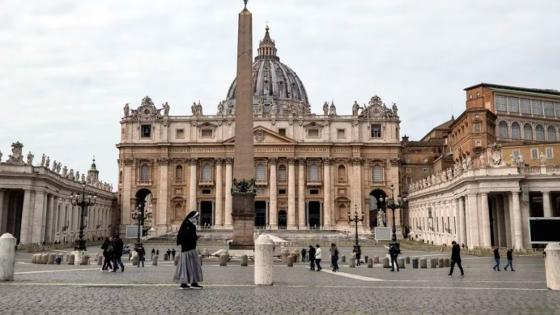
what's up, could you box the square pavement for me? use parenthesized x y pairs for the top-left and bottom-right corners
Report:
(2, 248), (559, 314)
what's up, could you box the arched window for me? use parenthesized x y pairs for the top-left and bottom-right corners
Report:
(139, 164), (150, 182)
(511, 122), (521, 139)
(337, 165), (346, 183)
(498, 121), (509, 138)
(535, 125), (545, 141)
(308, 163), (319, 182)
(201, 164), (212, 182)
(256, 162), (266, 182)
(523, 124), (533, 140)
(278, 165), (287, 182)
(372, 165), (384, 183)
(175, 165), (183, 183)
(174, 202), (183, 219)
(547, 126), (557, 141)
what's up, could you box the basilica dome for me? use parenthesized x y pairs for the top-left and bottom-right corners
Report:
(223, 26), (310, 116)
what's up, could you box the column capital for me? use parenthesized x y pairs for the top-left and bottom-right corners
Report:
(224, 157), (234, 165)
(188, 158), (198, 165)
(287, 158), (296, 165)
(157, 157), (170, 165)
(352, 157), (363, 165)
(322, 157), (332, 165)
(296, 157), (306, 165)
(123, 158), (134, 166)
(215, 158), (224, 164)
(268, 157), (277, 165)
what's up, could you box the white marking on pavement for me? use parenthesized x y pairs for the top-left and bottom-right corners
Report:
(321, 269), (384, 281)
(0, 282), (548, 291)
(15, 268), (99, 275)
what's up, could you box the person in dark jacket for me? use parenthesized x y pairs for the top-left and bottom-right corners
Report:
(137, 245), (146, 268)
(151, 248), (155, 260)
(330, 243), (339, 272)
(100, 237), (113, 271)
(448, 241), (464, 276)
(353, 246), (362, 266)
(112, 235), (125, 272)
(308, 245), (316, 270)
(301, 248), (307, 262)
(389, 243), (400, 272)
(504, 248), (515, 271)
(171, 248), (176, 259)
(174, 211), (203, 289)
(492, 247), (500, 271)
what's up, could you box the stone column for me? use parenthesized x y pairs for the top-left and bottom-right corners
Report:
(31, 191), (47, 244)
(351, 158), (363, 217)
(323, 158), (332, 229)
(224, 158), (233, 228)
(189, 159), (197, 212)
(46, 195), (56, 242)
(297, 159), (306, 229)
(0, 190), (5, 234)
(480, 193), (491, 248)
(511, 191), (523, 250)
(287, 159), (296, 229)
(215, 159), (223, 228)
(155, 159), (169, 234)
(268, 158), (277, 229)
(543, 191), (553, 217)
(502, 195), (512, 248)
(454, 198), (461, 244)
(121, 159), (133, 226)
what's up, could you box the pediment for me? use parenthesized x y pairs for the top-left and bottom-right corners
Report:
(223, 126), (296, 144)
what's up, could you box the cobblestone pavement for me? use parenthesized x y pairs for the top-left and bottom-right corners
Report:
(3, 247), (559, 314)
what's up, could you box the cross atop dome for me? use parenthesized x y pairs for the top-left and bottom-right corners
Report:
(257, 26), (278, 61)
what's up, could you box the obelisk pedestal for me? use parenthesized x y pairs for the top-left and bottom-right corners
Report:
(229, 2), (255, 249)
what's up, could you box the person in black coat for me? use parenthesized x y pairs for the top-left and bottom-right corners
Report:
(174, 211), (203, 289)
(137, 245), (146, 268)
(504, 248), (515, 271)
(492, 247), (500, 271)
(100, 237), (113, 271)
(112, 235), (125, 272)
(308, 245), (316, 271)
(448, 241), (464, 276)
(389, 243), (400, 272)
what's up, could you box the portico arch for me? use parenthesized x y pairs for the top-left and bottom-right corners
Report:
(369, 189), (387, 228)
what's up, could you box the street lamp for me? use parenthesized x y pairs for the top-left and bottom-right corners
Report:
(348, 204), (364, 264)
(132, 202), (152, 251)
(386, 184), (406, 242)
(70, 182), (97, 251)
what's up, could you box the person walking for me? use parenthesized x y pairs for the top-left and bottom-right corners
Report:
(389, 243), (400, 272)
(448, 241), (464, 277)
(112, 234), (125, 272)
(171, 248), (176, 260)
(174, 211), (204, 290)
(308, 245), (316, 271)
(167, 249), (172, 261)
(100, 237), (113, 271)
(353, 246), (362, 266)
(330, 243), (339, 272)
(301, 248), (307, 262)
(137, 245), (146, 268)
(315, 244), (322, 271)
(492, 247), (501, 271)
(504, 248), (515, 271)
(151, 248), (155, 260)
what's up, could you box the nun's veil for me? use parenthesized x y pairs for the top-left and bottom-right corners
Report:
(177, 211), (198, 245)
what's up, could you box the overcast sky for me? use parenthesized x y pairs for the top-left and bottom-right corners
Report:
(1, 0), (559, 186)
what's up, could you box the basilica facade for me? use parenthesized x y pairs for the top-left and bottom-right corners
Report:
(117, 27), (402, 236)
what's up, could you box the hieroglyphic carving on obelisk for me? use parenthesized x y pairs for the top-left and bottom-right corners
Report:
(230, 0), (256, 249)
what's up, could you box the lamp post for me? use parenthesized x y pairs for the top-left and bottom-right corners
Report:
(70, 182), (97, 251)
(348, 204), (364, 265)
(132, 202), (152, 251)
(386, 184), (406, 242)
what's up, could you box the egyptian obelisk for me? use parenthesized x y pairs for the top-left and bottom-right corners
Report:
(230, 0), (255, 249)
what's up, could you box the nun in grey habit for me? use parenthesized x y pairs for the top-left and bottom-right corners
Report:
(174, 211), (203, 289)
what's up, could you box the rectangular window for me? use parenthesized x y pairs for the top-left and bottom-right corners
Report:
(307, 128), (319, 137)
(201, 129), (213, 138)
(555, 103), (560, 118)
(507, 97), (519, 113)
(495, 95), (507, 112)
(141, 125), (152, 138)
(309, 189), (319, 195)
(278, 128), (286, 136)
(278, 189), (286, 195)
(337, 129), (345, 139)
(371, 124), (382, 138)
(543, 101), (555, 117)
(201, 189), (211, 194)
(520, 99), (531, 114)
(176, 129), (185, 139)
(473, 122), (481, 132)
(531, 148), (539, 160)
(546, 147), (554, 159)
(532, 100), (543, 116)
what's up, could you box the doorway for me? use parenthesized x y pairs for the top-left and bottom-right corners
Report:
(200, 201), (213, 227)
(278, 210), (287, 229)
(255, 201), (267, 227)
(308, 201), (321, 228)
